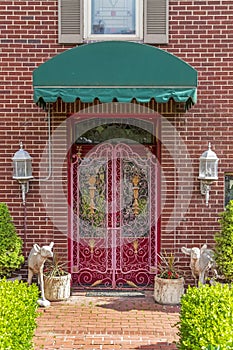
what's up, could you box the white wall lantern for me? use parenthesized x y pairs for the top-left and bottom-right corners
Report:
(12, 142), (33, 205)
(198, 142), (219, 206)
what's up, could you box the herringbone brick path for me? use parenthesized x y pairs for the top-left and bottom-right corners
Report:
(34, 291), (179, 350)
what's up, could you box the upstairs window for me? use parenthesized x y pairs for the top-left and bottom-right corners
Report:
(58, 0), (169, 44)
(85, 0), (142, 41)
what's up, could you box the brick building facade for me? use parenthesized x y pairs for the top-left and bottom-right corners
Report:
(1, 0), (233, 287)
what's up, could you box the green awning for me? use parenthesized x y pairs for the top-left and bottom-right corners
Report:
(33, 41), (197, 107)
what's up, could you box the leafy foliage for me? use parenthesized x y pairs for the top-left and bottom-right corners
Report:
(0, 279), (39, 350)
(214, 200), (233, 281)
(44, 252), (68, 278)
(177, 283), (233, 350)
(157, 251), (182, 279)
(0, 203), (24, 278)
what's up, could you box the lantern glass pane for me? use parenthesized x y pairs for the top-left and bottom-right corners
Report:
(208, 160), (215, 178)
(199, 159), (207, 178)
(199, 159), (218, 179)
(13, 160), (33, 179)
(18, 160), (27, 177)
(13, 161), (17, 178)
(26, 160), (32, 177)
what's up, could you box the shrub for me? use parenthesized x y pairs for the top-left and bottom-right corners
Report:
(0, 203), (24, 278)
(176, 283), (233, 350)
(214, 200), (233, 281)
(0, 279), (39, 350)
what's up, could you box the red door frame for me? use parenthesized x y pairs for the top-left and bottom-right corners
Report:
(67, 113), (161, 288)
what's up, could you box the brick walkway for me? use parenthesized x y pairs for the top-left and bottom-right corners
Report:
(34, 291), (179, 350)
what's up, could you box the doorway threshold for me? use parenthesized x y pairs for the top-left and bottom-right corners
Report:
(85, 290), (145, 297)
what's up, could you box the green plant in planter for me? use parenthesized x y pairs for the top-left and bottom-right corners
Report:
(43, 252), (71, 301)
(154, 251), (184, 305)
(176, 283), (233, 350)
(43, 252), (68, 278)
(0, 203), (24, 278)
(157, 250), (182, 279)
(214, 199), (233, 282)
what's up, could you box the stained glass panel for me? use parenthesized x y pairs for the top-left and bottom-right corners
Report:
(91, 0), (136, 35)
(76, 122), (154, 144)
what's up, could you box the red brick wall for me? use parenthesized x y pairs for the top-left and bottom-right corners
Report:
(167, 0), (233, 282)
(1, 0), (233, 283)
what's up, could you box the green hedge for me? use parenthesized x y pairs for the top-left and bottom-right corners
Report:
(214, 200), (233, 281)
(0, 203), (24, 278)
(0, 279), (39, 350)
(177, 283), (233, 350)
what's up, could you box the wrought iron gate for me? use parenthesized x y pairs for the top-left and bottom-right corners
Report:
(70, 142), (158, 289)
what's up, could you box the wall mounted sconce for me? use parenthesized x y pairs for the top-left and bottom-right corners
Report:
(198, 142), (219, 206)
(12, 142), (33, 205)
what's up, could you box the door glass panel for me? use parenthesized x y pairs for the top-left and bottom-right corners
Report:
(78, 158), (107, 237)
(122, 159), (149, 237)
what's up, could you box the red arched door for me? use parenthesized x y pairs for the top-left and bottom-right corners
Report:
(69, 140), (159, 289)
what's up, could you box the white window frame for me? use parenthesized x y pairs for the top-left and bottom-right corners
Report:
(84, 0), (143, 42)
(58, 0), (169, 45)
